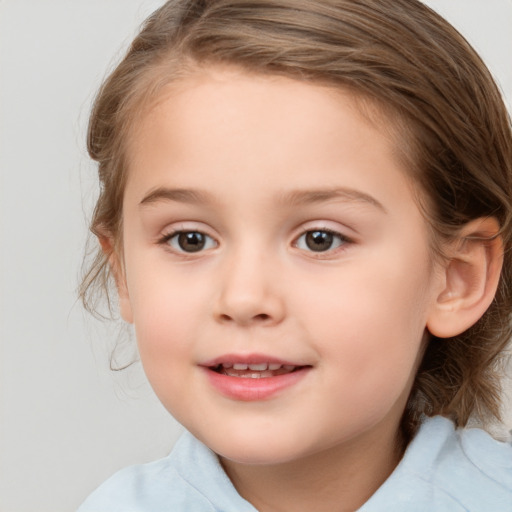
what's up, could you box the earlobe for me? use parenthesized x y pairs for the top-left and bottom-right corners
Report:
(99, 235), (134, 324)
(426, 217), (503, 339)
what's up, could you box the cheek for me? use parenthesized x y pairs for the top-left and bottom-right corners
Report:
(130, 290), (200, 411)
(126, 267), (208, 378)
(294, 246), (433, 398)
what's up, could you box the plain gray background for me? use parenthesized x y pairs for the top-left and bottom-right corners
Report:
(0, 1), (511, 511)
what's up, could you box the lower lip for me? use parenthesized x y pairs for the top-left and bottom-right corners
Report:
(203, 367), (310, 401)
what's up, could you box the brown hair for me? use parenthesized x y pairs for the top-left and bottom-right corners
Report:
(81, 0), (512, 433)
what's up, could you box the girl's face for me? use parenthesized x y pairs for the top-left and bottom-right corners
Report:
(118, 68), (442, 466)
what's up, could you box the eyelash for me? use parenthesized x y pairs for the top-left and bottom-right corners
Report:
(158, 230), (217, 254)
(158, 228), (352, 255)
(293, 228), (351, 255)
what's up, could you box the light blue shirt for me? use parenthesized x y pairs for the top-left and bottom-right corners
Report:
(78, 416), (512, 511)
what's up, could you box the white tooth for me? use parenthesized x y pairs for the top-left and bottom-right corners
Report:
(268, 363), (281, 371)
(283, 365), (295, 371)
(222, 363), (233, 369)
(249, 373), (262, 378)
(248, 363), (268, 371)
(233, 363), (248, 370)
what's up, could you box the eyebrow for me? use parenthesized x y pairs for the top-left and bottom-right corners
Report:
(139, 186), (386, 212)
(140, 187), (215, 206)
(279, 187), (387, 212)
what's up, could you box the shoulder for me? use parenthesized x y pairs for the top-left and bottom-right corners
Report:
(77, 431), (257, 512)
(77, 456), (195, 512)
(361, 416), (512, 512)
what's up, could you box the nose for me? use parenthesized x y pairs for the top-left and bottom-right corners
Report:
(213, 248), (286, 327)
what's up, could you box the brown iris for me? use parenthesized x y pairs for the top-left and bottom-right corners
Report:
(177, 232), (206, 252)
(305, 230), (334, 252)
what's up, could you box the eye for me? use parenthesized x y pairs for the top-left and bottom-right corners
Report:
(295, 229), (348, 253)
(164, 231), (217, 253)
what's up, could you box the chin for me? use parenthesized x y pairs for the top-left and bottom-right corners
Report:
(218, 446), (300, 466)
(199, 428), (314, 466)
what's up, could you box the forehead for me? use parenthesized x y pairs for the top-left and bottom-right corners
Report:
(123, 67), (418, 213)
(127, 66), (400, 152)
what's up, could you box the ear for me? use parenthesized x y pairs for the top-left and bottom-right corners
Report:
(426, 217), (503, 338)
(99, 235), (134, 324)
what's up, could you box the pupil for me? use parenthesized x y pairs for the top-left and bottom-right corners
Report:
(178, 232), (205, 252)
(306, 231), (333, 252)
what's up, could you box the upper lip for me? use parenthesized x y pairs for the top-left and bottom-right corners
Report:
(200, 353), (307, 368)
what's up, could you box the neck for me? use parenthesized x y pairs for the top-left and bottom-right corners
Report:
(221, 420), (404, 512)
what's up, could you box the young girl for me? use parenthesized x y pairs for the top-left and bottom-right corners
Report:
(78, 0), (512, 510)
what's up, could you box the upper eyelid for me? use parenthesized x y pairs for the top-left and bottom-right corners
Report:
(159, 222), (217, 238)
(156, 222), (355, 244)
(159, 228), (217, 242)
(292, 223), (355, 241)
(293, 228), (351, 244)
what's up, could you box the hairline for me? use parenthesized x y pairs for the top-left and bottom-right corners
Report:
(113, 57), (442, 256)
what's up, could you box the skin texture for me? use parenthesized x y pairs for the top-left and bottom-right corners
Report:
(109, 68), (502, 511)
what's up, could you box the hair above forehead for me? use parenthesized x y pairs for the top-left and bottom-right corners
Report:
(84, 0), (512, 434)
(90, 0), (512, 225)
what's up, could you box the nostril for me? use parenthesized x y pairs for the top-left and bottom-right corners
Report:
(218, 312), (272, 323)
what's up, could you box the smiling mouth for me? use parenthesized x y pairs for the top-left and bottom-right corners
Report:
(203, 359), (311, 400)
(210, 362), (306, 379)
